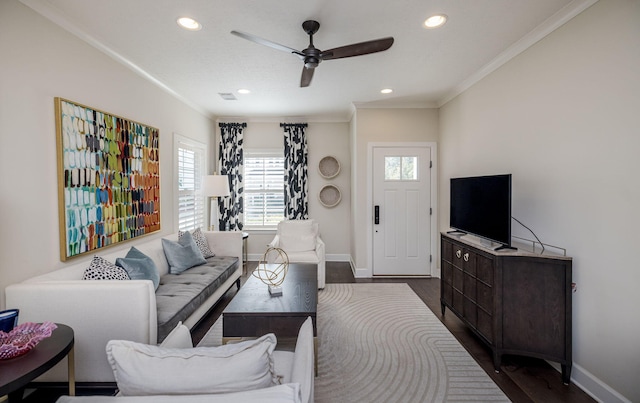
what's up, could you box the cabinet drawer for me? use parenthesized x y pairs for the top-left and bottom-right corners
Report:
(442, 261), (453, 285)
(477, 308), (493, 343)
(463, 297), (477, 328)
(442, 239), (453, 263)
(441, 282), (453, 306)
(463, 273), (476, 301)
(462, 248), (477, 276)
(452, 245), (464, 269)
(477, 282), (492, 311)
(452, 267), (463, 292)
(453, 290), (464, 313)
(477, 255), (494, 285)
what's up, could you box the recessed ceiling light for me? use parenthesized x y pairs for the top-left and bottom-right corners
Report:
(424, 14), (447, 29)
(177, 17), (202, 31)
(381, 88), (393, 94)
(237, 89), (251, 94)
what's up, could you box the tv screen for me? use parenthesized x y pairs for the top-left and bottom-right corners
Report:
(450, 174), (512, 248)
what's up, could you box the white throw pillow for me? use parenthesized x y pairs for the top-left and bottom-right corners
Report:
(55, 384), (302, 403)
(291, 317), (315, 403)
(107, 334), (278, 396)
(279, 234), (317, 252)
(159, 321), (192, 349)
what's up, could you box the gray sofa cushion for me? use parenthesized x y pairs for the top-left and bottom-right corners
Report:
(155, 256), (238, 342)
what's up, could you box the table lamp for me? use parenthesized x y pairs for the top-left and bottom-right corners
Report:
(202, 174), (230, 231)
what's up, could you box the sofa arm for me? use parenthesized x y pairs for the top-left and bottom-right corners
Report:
(202, 231), (243, 264)
(5, 280), (157, 383)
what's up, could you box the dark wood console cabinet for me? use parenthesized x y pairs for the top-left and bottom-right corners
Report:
(440, 232), (572, 384)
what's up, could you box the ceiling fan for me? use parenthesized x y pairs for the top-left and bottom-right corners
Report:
(231, 20), (394, 87)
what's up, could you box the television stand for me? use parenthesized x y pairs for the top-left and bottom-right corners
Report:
(494, 244), (517, 251)
(440, 232), (572, 384)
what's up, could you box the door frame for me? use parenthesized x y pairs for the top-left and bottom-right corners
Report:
(366, 142), (438, 278)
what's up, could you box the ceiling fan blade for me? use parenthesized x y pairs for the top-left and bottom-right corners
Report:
(231, 30), (304, 57)
(300, 66), (315, 87)
(320, 37), (394, 60)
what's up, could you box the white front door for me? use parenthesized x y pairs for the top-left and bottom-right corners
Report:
(372, 146), (431, 276)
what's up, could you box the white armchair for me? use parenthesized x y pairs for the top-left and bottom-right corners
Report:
(268, 219), (326, 289)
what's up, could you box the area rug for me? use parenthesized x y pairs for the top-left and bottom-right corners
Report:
(198, 283), (510, 402)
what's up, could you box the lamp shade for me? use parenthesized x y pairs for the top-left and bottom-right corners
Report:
(202, 175), (230, 197)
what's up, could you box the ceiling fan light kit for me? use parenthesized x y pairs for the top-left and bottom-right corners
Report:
(231, 20), (394, 88)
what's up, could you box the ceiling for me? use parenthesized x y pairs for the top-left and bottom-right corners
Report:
(21, 0), (593, 121)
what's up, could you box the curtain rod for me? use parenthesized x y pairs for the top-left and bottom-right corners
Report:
(219, 122), (247, 128)
(280, 123), (308, 128)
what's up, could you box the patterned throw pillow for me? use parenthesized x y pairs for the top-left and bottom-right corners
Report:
(178, 228), (215, 258)
(83, 256), (130, 280)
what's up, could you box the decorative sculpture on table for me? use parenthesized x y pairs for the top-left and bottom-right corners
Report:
(0, 321), (57, 360)
(253, 247), (289, 296)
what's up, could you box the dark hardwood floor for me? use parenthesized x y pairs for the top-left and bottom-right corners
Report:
(22, 261), (596, 403)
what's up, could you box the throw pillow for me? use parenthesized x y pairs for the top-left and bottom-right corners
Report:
(56, 384), (302, 403)
(82, 256), (130, 281)
(161, 231), (207, 274)
(159, 321), (193, 349)
(178, 228), (215, 258)
(277, 220), (318, 252)
(291, 317), (314, 403)
(279, 234), (317, 252)
(106, 334), (278, 396)
(115, 247), (160, 290)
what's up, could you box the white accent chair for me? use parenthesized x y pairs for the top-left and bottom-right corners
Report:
(268, 219), (326, 289)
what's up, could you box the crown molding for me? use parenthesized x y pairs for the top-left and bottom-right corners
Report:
(437, 0), (600, 107)
(19, 0), (212, 119)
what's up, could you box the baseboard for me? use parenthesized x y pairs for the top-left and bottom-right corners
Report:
(547, 361), (631, 403)
(326, 254), (350, 262)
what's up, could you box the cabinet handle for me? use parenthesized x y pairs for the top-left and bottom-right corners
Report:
(463, 253), (469, 262)
(456, 250), (462, 259)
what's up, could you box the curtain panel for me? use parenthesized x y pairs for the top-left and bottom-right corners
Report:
(218, 122), (245, 230)
(281, 123), (308, 220)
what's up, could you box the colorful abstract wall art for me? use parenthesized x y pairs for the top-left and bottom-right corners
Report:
(55, 98), (160, 261)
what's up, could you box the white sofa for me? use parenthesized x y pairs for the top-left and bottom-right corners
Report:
(5, 231), (242, 384)
(268, 220), (326, 289)
(55, 317), (315, 403)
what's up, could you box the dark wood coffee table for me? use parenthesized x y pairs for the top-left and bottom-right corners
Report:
(223, 263), (317, 345)
(0, 323), (74, 402)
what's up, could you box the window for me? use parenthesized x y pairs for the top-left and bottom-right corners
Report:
(244, 150), (285, 229)
(385, 156), (418, 181)
(176, 137), (206, 231)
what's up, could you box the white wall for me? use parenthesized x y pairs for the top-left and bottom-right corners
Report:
(0, 1), (216, 308)
(351, 108), (439, 272)
(218, 120), (351, 261)
(438, 0), (640, 401)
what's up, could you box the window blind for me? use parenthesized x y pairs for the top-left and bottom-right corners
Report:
(177, 142), (205, 231)
(244, 153), (285, 228)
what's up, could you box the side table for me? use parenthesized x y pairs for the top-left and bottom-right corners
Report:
(0, 323), (75, 402)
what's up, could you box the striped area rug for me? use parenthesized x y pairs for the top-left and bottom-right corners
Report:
(199, 283), (510, 402)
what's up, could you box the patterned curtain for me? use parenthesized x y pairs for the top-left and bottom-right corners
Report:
(218, 122), (245, 230)
(281, 123), (308, 219)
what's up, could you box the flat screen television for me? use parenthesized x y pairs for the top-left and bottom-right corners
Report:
(450, 174), (513, 250)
